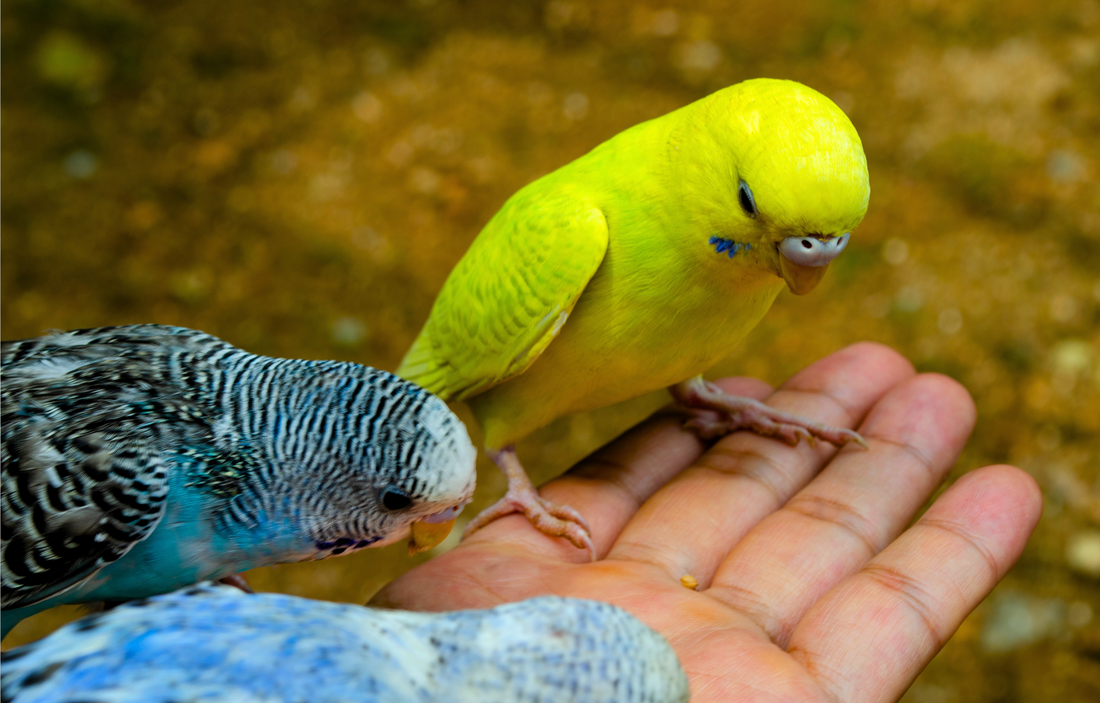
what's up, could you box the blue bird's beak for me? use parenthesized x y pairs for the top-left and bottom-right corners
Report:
(407, 502), (467, 555)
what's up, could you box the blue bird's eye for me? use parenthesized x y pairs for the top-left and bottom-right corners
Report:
(381, 486), (412, 511)
(738, 180), (757, 218)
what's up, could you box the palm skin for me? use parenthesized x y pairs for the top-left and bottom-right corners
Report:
(375, 343), (1042, 703)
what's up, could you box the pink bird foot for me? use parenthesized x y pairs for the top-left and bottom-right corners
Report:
(218, 574), (254, 593)
(670, 376), (868, 448)
(464, 446), (596, 560)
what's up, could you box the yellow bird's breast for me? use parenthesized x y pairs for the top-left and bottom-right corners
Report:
(468, 235), (784, 449)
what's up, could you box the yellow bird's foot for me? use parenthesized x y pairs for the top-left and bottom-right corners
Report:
(670, 377), (868, 449)
(463, 446), (596, 560)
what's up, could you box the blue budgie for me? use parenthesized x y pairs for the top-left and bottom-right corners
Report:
(1, 325), (476, 638)
(0, 582), (689, 703)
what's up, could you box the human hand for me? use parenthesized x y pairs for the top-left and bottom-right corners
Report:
(373, 343), (1042, 702)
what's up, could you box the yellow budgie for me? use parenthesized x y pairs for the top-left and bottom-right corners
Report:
(398, 78), (870, 558)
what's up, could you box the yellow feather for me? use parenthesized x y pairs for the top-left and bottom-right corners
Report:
(398, 78), (869, 450)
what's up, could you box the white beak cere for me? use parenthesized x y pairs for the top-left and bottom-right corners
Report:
(776, 232), (851, 295)
(422, 501), (468, 524)
(779, 232), (850, 267)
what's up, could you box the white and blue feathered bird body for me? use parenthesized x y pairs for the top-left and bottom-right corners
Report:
(0, 582), (690, 703)
(1, 325), (476, 637)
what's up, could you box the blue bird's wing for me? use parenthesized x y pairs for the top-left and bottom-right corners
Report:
(0, 326), (219, 609)
(1, 430), (170, 609)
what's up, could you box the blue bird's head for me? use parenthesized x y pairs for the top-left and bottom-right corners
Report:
(230, 361), (477, 560)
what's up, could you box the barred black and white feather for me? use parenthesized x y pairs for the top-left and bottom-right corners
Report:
(1, 325), (476, 635)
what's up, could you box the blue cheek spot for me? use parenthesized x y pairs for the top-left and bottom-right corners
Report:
(356, 537), (381, 548)
(709, 236), (750, 259)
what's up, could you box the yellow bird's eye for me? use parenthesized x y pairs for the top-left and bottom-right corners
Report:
(738, 180), (758, 218)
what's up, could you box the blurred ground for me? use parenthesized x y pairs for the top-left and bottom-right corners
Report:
(2, 0), (1098, 698)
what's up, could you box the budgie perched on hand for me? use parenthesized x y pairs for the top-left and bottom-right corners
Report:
(398, 78), (870, 557)
(1, 324), (476, 638)
(0, 582), (689, 703)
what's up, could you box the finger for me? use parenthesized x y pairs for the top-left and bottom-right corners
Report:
(707, 373), (976, 647)
(606, 342), (915, 584)
(461, 377), (775, 562)
(787, 465), (1042, 703)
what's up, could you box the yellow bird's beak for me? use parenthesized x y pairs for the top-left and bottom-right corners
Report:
(407, 519), (456, 555)
(778, 255), (829, 296)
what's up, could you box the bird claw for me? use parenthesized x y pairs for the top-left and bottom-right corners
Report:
(674, 380), (866, 450)
(537, 496), (591, 534)
(850, 432), (871, 450)
(464, 489), (596, 561)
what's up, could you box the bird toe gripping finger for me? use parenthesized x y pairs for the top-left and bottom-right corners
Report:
(463, 490), (596, 560)
(471, 446), (596, 559)
(673, 378), (867, 450)
(538, 497), (591, 533)
(682, 411), (734, 439)
(536, 498), (595, 558)
(528, 503), (595, 558)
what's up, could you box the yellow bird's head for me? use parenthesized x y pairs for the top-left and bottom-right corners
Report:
(677, 78), (870, 295)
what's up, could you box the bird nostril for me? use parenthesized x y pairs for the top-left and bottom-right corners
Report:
(801, 239), (813, 249)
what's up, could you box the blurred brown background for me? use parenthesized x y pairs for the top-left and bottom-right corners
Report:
(2, 0), (1098, 698)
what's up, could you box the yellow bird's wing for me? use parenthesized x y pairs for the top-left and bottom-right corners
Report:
(398, 194), (608, 402)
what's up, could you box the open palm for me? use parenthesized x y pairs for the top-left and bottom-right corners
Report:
(373, 343), (1041, 702)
